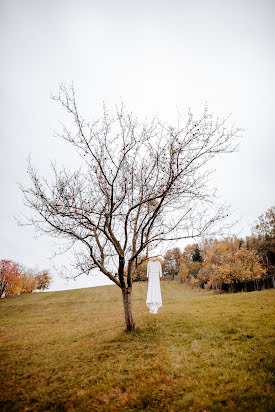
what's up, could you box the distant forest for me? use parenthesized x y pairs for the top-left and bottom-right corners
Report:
(133, 206), (275, 293)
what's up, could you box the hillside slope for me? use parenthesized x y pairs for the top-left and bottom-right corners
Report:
(0, 281), (274, 411)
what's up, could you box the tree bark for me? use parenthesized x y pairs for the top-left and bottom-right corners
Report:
(122, 288), (136, 332)
(0, 280), (7, 298)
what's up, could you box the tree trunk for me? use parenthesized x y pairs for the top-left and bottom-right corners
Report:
(122, 288), (136, 332)
(0, 280), (7, 299)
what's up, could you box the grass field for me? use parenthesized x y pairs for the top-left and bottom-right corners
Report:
(0, 281), (274, 411)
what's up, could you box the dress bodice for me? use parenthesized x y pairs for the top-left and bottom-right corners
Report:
(147, 260), (162, 277)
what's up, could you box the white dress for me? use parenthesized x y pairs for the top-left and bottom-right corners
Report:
(146, 259), (162, 314)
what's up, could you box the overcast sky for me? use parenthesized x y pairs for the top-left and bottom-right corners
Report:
(1, 0), (274, 291)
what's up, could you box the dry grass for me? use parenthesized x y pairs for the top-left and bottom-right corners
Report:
(0, 281), (274, 411)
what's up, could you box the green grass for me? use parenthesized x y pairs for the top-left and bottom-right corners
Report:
(0, 281), (274, 411)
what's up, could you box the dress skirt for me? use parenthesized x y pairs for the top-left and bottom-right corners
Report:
(146, 272), (162, 314)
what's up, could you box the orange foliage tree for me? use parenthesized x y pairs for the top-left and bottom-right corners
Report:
(0, 260), (51, 298)
(163, 248), (181, 279)
(248, 205), (275, 275)
(0, 260), (22, 298)
(197, 237), (266, 290)
(178, 244), (203, 285)
(19, 270), (39, 294)
(35, 271), (51, 291)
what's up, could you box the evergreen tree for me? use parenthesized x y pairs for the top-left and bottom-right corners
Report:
(191, 245), (203, 262)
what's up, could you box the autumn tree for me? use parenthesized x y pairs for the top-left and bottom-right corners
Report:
(35, 271), (51, 291)
(19, 83), (241, 331)
(0, 260), (21, 298)
(163, 248), (182, 279)
(254, 206), (275, 240)
(197, 237), (266, 290)
(19, 271), (38, 294)
(178, 244), (203, 284)
(131, 257), (149, 282)
(249, 206), (275, 275)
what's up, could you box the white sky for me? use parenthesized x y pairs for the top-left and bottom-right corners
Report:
(0, 0), (274, 291)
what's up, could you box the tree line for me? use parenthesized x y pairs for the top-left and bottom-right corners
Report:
(133, 206), (275, 293)
(0, 260), (51, 298)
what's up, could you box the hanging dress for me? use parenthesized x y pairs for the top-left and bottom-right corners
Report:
(146, 259), (162, 314)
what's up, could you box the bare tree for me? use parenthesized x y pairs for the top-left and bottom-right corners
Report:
(19, 83), (241, 331)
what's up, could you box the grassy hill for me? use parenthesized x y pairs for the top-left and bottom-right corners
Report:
(0, 281), (274, 411)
